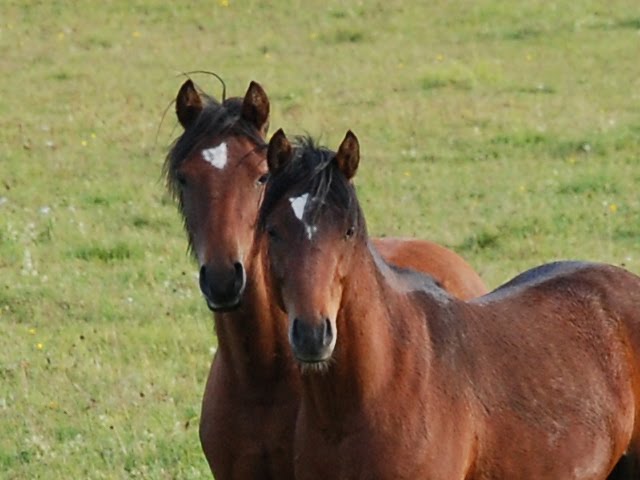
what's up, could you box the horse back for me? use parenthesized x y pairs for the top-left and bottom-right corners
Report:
(372, 237), (487, 300)
(473, 261), (590, 301)
(456, 262), (640, 478)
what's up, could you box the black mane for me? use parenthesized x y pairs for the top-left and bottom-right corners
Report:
(163, 93), (267, 198)
(258, 136), (365, 236)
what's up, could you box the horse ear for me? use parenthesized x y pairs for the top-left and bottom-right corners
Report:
(176, 79), (203, 129)
(241, 81), (270, 137)
(335, 130), (360, 180)
(267, 129), (292, 174)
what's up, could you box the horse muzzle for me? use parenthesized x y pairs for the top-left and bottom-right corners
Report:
(289, 316), (336, 364)
(199, 261), (246, 312)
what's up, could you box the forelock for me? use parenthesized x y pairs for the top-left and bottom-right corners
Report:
(258, 136), (363, 233)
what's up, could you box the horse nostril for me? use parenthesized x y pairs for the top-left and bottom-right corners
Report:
(233, 262), (245, 292)
(323, 317), (333, 347)
(199, 265), (208, 291)
(291, 318), (301, 343)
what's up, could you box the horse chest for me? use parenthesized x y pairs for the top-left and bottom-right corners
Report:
(295, 408), (472, 480)
(202, 397), (298, 480)
(200, 360), (299, 480)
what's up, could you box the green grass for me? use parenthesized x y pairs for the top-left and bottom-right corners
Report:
(1, 0), (639, 477)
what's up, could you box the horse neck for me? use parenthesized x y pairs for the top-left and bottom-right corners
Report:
(212, 242), (295, 384)
(301, 241), (440, 419)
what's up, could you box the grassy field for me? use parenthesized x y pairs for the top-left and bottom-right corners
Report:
(1, 0), (639, 477)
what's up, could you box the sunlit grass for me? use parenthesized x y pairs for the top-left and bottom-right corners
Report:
(1, 0), (639, 477)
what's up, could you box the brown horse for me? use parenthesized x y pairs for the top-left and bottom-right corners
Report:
(165, 79), (486, 478)
(258, 129), (640, 479)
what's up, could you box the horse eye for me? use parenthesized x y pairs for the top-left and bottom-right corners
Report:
(176, 172), (188, 187)
(266, 226), (279, 240)
(256, 173), (269, 186)
(345, 226), (355, 239)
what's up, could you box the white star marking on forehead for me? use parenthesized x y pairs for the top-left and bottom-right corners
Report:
(289, 193), (309, 221)
(289, 193), (317, 240)
(202, 143), (228, 169)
